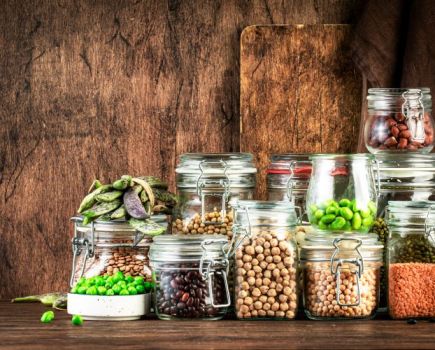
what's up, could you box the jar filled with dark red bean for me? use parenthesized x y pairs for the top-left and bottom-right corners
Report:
(365, 88), (433, 153)
(149, 235), (230, 320)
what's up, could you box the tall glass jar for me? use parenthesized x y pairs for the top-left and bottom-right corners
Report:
(70, 215), (168, 286)
(365, 88), (433, 153)
(172, 153), (257, 239)
(149, 234), (231, 320)
(232, 201), (299, 320)
(306, 154), (378, 233)
(301, 233), (383, 320)
(372, 154), (435, 307)
(386, 201), (435, 319)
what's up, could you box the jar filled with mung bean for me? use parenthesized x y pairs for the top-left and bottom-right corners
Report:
(149, 234), (231, 320)
(70, 215), (168, 286)
(386, 201), (435, 319)
(233, 201), (299, 320)
(301, 233), (383, 320)
(172, 153), (256, 239)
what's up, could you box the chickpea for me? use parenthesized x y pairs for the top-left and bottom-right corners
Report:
(254, 301), (263, 310)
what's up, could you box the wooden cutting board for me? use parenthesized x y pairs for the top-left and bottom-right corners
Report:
(240, 25), (363, 199)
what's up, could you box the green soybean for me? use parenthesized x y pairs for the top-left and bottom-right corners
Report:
(40, 311), (55, 323)
(320, 214), (336, 224)
(339, 198), (351, 207)
(360, 208), (371, 218)
(71, 315), (84, 326)
(352, 213), (362, 230)
(310, 204), (318, 214)
(362, 216), (373, 227)
(368, 201), (377, 214)
(314, 209), (325, 220)
(318, 221), (328, 230)
(339, 207), (353, 220)
(326, 206), (338, 215)
(330, 217), (346, 230)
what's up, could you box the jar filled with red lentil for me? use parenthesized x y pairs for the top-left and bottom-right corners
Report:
(301, 233), (383, 320)
(365, 88), (434, 153)
(386, 201), (435, 319)
(70, 215), (168, 286)
(172, 153), (257, 239)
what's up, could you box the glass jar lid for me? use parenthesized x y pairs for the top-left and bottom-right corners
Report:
(300, 232), (383, 261)
(149, 234), (228, 262)
(367, 88), (432, 111)
(267, 154), (312, 176)
(309, 153), (374, 161)
(376, 154), (435, 189)
(386, 201), (435, 226)
(175, 153), (257, 188)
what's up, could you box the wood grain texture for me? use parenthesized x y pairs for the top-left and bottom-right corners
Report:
(0, 0), (361, 298)
(240, 25), (362, 199)
(1, 302), (435, 350)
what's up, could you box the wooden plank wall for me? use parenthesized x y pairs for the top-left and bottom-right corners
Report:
(0, 0), (362, 298)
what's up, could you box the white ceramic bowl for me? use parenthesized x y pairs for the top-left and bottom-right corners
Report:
(67, 293), (151, 321)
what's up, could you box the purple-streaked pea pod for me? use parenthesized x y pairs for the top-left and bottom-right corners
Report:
(123, 188), (149, 219)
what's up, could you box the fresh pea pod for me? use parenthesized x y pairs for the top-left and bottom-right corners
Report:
(112, 175), (132, 190)
(124, 189), (148, 219)
(110, 205), (126, 220)
(88, 179), (102, 193)
(95, 190), (123, 203)
(82, 200), (122, 222)
(352, 212), (362, 230)
(78, 184), (112, 213)
(135, 176), (168, 189)
(140, 190), (149, 203)
(153, 189), (178, 207)
(129, 218), (165, 236)
(339, 207), (353, 220)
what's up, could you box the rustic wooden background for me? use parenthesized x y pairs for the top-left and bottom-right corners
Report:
(0, 0), (362, 298)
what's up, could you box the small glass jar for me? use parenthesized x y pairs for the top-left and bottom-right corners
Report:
(365, 88), (434, 153)
(306, 154), (378, 233)
(386, 201), (435, 319)
(149, 234), (231, 320)
(172, 153), (257, 238)
(70, 215), (168, 286)
(232, 201), (299, 320)
(301, 234), (383, 320)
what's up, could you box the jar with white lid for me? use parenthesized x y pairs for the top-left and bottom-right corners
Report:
(149, 234), (231, 320)
(301, 233), (383, 320)
(365, 88), (433, 153)
(386, 201), (435, 319)
(70, 215), (168, 286)
(172, 153), (257, 238)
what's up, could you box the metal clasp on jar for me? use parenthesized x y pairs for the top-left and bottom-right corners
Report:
(196, 160), (230, 224)
(330, 238), (364, 307)
(402, 89), (425, 143)
(424, 206), (435, 248)
(199, 238), (231, 308)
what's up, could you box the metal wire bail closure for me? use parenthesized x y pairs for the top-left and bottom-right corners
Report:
(330, 238), (364, 307)
(402, 89), (425, 143)
(199, 238), (231, 308)
(424, 205), (435, 247)
(285, 160), (296, 201)
(196, 160), (230, 224)
(371, 158), (381, 198)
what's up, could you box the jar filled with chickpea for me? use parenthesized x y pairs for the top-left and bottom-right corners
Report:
(300, 234), (383, 320)
(232, 201), (299, 320)
(172, 153), (257, 239)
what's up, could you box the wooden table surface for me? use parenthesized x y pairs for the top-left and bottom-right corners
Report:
(1, 301), (434, 350)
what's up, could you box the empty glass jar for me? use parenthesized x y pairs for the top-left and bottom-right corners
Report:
(306, 154), (378, 233)
(365, 88), (434, 153)
(172, 153), (257, 239)
(232, 201), (299, 320)
(386, 201), (435, 319)
(301, 233), (383, 320)
(149, 234), (231, 320)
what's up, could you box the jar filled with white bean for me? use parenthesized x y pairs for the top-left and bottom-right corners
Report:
(232, 201), (299, 320)
(300, 233), (383, 320)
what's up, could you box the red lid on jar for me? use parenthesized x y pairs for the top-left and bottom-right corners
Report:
(267, 154), (312, 177)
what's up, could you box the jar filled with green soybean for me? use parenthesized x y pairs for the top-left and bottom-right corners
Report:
(306, 154), (378, 233)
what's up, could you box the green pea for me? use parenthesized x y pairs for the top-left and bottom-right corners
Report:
(330, 217), (346, 230)
(320, 214), (336, 224)
(95, 277), (105, 286)
(106, 289), (115, 296)
(362, 216), (373, 227)
(339, 207), (353, 220)
(112, 284), (121, 294)
(127, 286), (138, 295)
(360, 208), (371, 218)
(352, 213), (362, 230)
(368, 201), (377, 214)
(77, 286), (88, 294)
(106, 276), (114, 285)
(103, 275), (109, 280)
(97, 286), (107, 295)
(87, 277), (96, 285)
(40, 310), (55, 323)
(77, 277), (86, 286)
(135, 284), (145, 294)
(113, 272), (124, 283)
(326, 206), (338, 215)
(119, 289), (129, 296)
(144, 281), (153, 292)
(86, 286), (98, 295)
(339, 198), (351, 207)
(117, 281), (127, 288)
(125, 276), (134, 284)
(70, 287), (78, 294)
(134, 276), (145, 285)
(71, 315), (84, 326)
(314, 209), (325, 220)
(318, 221), (328, 230)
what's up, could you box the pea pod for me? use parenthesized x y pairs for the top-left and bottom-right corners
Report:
(112, 175), (132, 190)
(140, 189), (149, 203)
(110, 205), (126, 220)
(82, 200), (122, 222)
(88, 179), (102, 193)
(135, 176), (168, 189)
(78, 185), (112, 213)
(124, 189), (148, 219)
(153, 189), (178, 207)
(129, 218), (165, 236)
(95, 190), (123, 203)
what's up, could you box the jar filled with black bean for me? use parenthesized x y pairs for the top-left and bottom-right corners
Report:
(149, 235), (231, 320)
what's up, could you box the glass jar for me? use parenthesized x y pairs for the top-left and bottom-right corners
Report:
(372, 154), (435, 306)
(306, 154), (378, 233)
(365, 88), (434, 153)
(386, 201), (435, 319)
(149, 234), (231, 320)
(172, 153), (257, 238)
(232, 201), (299, 320)
(301, 234), (383, 320)
(70, 215), (168, 286)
